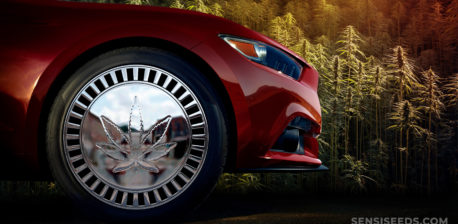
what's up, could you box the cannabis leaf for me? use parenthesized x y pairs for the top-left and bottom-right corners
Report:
(96, 96), (177, 173)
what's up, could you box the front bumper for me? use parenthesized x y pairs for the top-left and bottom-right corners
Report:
(191, 35), (322, 170)
(233, 60), (323, 169)
(237, 165), (328, 173)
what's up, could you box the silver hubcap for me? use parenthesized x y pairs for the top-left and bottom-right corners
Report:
(63, 65), (208, 209)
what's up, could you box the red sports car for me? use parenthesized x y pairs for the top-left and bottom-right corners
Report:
(0, 0), (325, 219)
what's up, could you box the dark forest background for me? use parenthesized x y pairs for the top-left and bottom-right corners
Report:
(67, 0), (458, 195)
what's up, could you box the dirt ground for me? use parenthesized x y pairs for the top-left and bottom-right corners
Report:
(1, 191), (456, 224)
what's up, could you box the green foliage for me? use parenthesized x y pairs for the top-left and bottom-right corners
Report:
(341, 154), (376, 192)
(386, 46), (418, 101)
(416, 68), (444, 119)
(267, 13), (303, 48)
(169, 0), (184, 9)
(125, 0), (149, 5)
(185, 0), (210, 14)
(443, 73), (458, 107)
(388, 101), (423, 135)
(0, 181), (63, 198)
(216, 173), (264, 193)
(209, 3), (223, 17)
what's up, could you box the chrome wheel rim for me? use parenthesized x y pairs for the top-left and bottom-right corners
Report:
(63, 65), (208, 210)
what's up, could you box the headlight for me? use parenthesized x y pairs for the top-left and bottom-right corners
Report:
(220, 35), (303, 80)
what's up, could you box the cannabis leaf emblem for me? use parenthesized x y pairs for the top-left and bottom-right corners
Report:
(96, 96), (177, 173)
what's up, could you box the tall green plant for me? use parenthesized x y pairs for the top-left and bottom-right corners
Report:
(416, 68), (444, 192)
(336, 25), (365, 155)
(385, 46), (418, 184)
(341, 154), (376, 192)
(388, 100), (424, 185)
(267, 13), (303, 48)
(327, 55), (344, 190)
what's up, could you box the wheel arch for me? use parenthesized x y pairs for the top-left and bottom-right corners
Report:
(36, 37), (238, 178)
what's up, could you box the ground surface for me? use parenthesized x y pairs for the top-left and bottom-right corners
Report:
(1, 191), (456, 224)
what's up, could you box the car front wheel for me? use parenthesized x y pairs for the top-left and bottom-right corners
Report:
(46, 47), (228, 220)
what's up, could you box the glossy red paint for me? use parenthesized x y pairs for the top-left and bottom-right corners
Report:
(0, 0), (322, 177)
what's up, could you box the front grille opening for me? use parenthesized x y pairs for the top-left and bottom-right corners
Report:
(270, 116), (319, 155)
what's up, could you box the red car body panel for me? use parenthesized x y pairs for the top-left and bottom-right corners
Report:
(0, 0), (322, 177)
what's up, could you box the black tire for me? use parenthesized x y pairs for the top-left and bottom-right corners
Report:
(46, 47), (228, 220)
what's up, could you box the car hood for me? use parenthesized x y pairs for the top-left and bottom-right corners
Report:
(3, 0), (307, 65)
